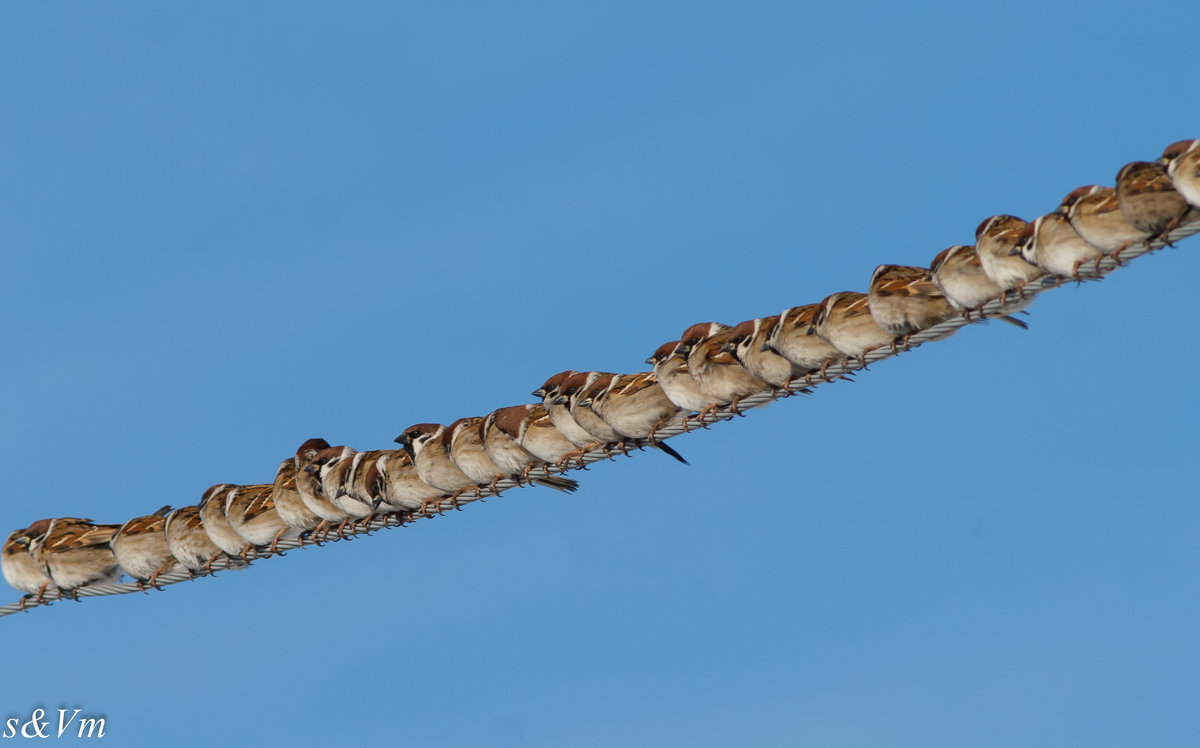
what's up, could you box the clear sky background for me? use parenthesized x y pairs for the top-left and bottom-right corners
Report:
(2, 3), (1198, 746)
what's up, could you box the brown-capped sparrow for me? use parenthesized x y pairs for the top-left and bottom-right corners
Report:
(811, 292), (896, 365)
(164, 504), (227, 574)
(110, 506), (178, 589)
(294, 438), (353, 528)
(378, 449), (445, 514)
(928, 245), (1029, 328)
(533, 370), (604, 450)
(867, 264), (958, 344)
(311, 445), (375, 529)
(225, 483), (302, 556)
(341, 449), (394, 514)
(679, 322), (773, 417)
(2, 520), (57, 601)
(575, 373), (690, 462)
(645, 342), (711, 413)
(1016, 209), (1105, 280)
(1160, 139), (1200, 208)
(975, 214), (1044, 296)
(1115, 161), (1193, 244)
(498, 402), (580, 469)
(481, 406), (581, 490)
(1058, 185), (1150, 255)
(28, 518), (123, 597)
(396, 423), (482, 512)
(269, 458), (323, 535)
(554, 371), (626, 444)
(724, 317), (809, 388)
(198, 483), (248, 558)
(762, 304), (845, 378)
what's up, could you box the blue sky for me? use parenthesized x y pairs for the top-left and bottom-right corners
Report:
(2, 2), (1198, 746)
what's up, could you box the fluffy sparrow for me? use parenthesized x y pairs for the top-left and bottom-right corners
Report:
(533, 371), (603, 450)
(311, 445), (375, 527)
(110, 506), (178, 589)
(225, 483), (302, 556)
(867, 264), (958, 343)
(724, 317), (809, 388)
(2, 520), (57, 601)
(762, 304), (844, 377)
(294, 438), (352, 531)
(576, 372), (690, 461)
(1058, 185), (1150, 255)
(163, 504), (227, 573)
(28, 518), (123, 596)
(645, 342), (711, 413)
(396, 423), (482, 511)
(555, 371), (626, 444)
(1016, 209), (1104, 279)
(446, 416), (509, 489)
(679, 322), (773, 416)
(342, 449), (395, 513)
(1160, 139), (1200, 208)
(481, 407), (581, 490)
(928, 245), (1028, 328)
(378, 449), (446, 514)
(500, 402), (581, 469)
(975, 214), (1043, 295)
(198, 483), (248, 558)
(1115, 161), (1193, 244)
(269, 458), (323, 535)
(811, 292), (896, 365)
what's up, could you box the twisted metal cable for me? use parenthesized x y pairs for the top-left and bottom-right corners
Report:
(3, 214), (1195, 619)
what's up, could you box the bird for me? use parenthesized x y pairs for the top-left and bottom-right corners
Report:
(294, 438), (353, 538)
(28, 518), (123, 598)
(198, 483), (249, 559)
(486, 403), (582, 473)
(975, 214), (1043, 297)
(723, 316), (809, 389)
(225, 483), (302, 557)
(481, 406), (582, 490)
(163, 504), (227, 574)
(811, 292), (896, 366)
(867, 264), (958, 344)
(1160, 139), (1200, 208)
(311, 445), (375, 530)
(534, 370), (604, 457)
(1116, 161), (1194, 245)
(928, 245), (1029, 328)
(377, 449), (445, 515)
(576, 372), (691, 461)
(1058, 185), (1149, 256)
(109, 506), (178, 590)
(2, 520), (57, 603)
(395, 423), (482, 513)
(555, 371), (627, 445)
(762, 303), (845, 380)
(341, 449), (397, 519)
(449, 414), (580, 492)
(1016, 209), (1105, 280)
(645, 342), (711, 413)
(268, 458), (324, 536)
(679, 322), (773, 417)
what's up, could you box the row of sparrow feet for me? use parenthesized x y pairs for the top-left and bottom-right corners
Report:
(4, 139), (1198, 609)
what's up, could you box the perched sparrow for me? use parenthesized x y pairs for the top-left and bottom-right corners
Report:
(377, 449), (445, 514)
(481, 406), (580, 490)
(1016, 210), (1105, 279)
(225, 483), (301, 556)
(1160, 139), (1200, 208)
(2, 520), (57, 601)
(533, 371), (603, 450)
(1115, 161), (1192, 243)
(576, 372), (690, 461)
(341, 449), (395, 513)
(1059, 185), (1149, 254)
(555, 371), (625, 444)
(724, 317), (809, 388)
(269, 458), (323, 534)
(311, 445), (374, 525)
(867, 264), (958, 342)
(396, 423), (482, 511)
(110, 506), (178, 589)
(294, 438), (352, 529)
(811, 293), (896, 365)
(645, 342), (711, 413)
(762, 304), (844, 377)
(28, 518), (123, 596)
(446, 417), (509, 489)
(163, 504), (227, 573)
(679, 322), (773, 416)
(501, 403), (580, 469)
(928, 245), (1028, 328)
(198, 483), (248, 558)
(975, 214), (1043, 295)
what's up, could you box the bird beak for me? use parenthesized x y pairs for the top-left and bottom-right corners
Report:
(532, 387), (546, 398)
(552, 395), (568, 405)
(579, 398), (592, 407)
(371, 497), (383, 511)
(760, 341), (775, 353)
(644, 356), (655, 365)
(719, 341), (734, 353)
(303, 464), (318, 474)
(805, 326), (816, 336)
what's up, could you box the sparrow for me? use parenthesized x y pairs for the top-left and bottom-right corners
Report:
(341, 449), (397, 516)
(679, 322), (773, 416)
(533, 370), (603, 454)
(294, 438), (353, 535)
(198, 483), (249, 559)
(163, 504), (227, 573)
(311, 445), (375, 529)
(575, 372), (691, 461)
(28, 518), (123, 597)
(500, 402), (581, 470)
(555, 371), (626, 444)
(225, 483), (301, 557)
(446, 416), (509, 490)
(481, 406), (581, 490)
(378, 448), (446, 514)
(867, 264), (958, 344)
(928, 245), (1029, 328)
(811, 292), (896, 366)
(975, 214), (1044, 296)
(723, 317), (810, 389)
(269, 458), (324, 535)
(645, 342), (711, 414)
(1058, 185), (1150, 255)
(762, 304), (845, 378)
(2, 520), (57, 602)
(1160, 139), (1200, 208)
(109, 506), (178, 590)
(1115, 161), (1193, 244)
(395, 423), (482, 512)
(1015, 209), (1105, 280)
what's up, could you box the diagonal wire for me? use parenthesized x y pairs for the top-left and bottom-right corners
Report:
(2, 215), (1196, 619)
